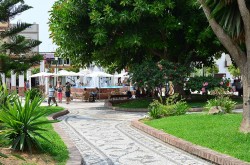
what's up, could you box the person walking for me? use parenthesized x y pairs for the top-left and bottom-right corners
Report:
(26, 80), (30, 91)
(65, 82), (71, 104)
(57, 82), (63, 103)
(48, 84), (58, 106)
(82, 88), (90, 102)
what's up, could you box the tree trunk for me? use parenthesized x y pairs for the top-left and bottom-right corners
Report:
(199, 0), (250, 132)
(174, 84), (186, 98)
(240, 62), (250, 132)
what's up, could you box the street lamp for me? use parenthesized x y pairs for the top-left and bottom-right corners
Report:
(54, 57), (58, 86)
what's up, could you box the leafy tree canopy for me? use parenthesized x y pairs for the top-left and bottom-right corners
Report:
(130, 59), (192, 91)
(49, 0), (223, 72)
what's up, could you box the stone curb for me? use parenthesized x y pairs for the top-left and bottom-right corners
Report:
(131, 120), (250, 165)
(48, 110), (85, 165)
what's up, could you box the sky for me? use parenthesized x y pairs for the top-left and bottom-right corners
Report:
(11, 0), (57, 52)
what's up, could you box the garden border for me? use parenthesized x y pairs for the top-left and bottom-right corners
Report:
(131, 120), (250, 165)
(48, 109), (85, 165)
(104, 99), (243, 113)
(104, 99), (204, 112)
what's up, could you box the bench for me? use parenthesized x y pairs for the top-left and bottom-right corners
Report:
(72, 93), (83, 100)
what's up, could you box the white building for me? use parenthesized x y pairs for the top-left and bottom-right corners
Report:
(18, 23), (39, 52)
(8, 24), (40, 96)
(215, 53), (233, 79)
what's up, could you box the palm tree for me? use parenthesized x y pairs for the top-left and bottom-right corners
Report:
(198, 0), (250, 132)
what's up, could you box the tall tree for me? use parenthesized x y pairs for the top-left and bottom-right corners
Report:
(198, 0), (250, 132)
(0, 0), (42, 75)
(49, 0), (222, 72)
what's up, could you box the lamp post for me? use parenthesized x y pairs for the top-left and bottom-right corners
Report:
(0, 58), (3, 72)
(55, 57), (58, 86)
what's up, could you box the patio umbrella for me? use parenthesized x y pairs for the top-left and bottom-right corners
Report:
(114, 72), (129, 78)
(29, 72), (55, 77)
(29, 72), (55, 88)
(85, 71), (113, 77)
(57, 70), (85, 76)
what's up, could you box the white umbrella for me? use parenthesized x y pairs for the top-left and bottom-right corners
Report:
(57, 70), (85, 76)
(85, 71), (113, 77)
(114, 72), (129, 78)
(29, 72), (55, 78)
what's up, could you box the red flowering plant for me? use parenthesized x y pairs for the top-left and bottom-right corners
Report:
(130, 60), (191, 96)
(185, 76), (230, 93)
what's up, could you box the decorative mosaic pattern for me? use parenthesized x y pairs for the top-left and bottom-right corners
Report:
(58, 102), (212, 165)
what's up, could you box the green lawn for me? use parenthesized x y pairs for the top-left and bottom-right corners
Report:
(38, 106), (69, 165)
(144, 114), (250, 162)
(115, 97), (243, 109)
(115, 98), (152, 108)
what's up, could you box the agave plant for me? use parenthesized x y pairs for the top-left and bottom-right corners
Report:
(0, 93), (56, 152)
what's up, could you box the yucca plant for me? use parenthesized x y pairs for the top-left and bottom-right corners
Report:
(0, 93), (56, 152)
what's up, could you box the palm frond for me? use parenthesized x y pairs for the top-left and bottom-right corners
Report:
(205, 0), (250, 42)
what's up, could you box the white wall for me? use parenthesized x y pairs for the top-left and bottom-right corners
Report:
(215, 53), (233, 79)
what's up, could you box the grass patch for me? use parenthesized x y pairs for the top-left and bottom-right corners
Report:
(0, 123), (9, 147)
(38, 106), (69, 165)
(115, 98), (152, 108)
(115, 97), (243, 109)
(144, 114), (250, 162)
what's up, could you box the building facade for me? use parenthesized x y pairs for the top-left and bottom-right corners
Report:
(9, 24), (40, 96)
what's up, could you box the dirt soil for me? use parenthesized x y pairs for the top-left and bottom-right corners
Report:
(0, 148), (55, 165)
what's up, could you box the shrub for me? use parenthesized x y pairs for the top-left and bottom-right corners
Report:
(205, 87), (236, 113)
(204, 97), (236, 113)
(0, 85), (17, 109)
(174, 101), (190, 115)
(186, 76), (230, 92)
(162, 104), (175, 116)
(25, 88), (43, 101)
(0, 94), (56, 152)
(148, 93), (189, 119)
(165, 93), (181, 105)
(220, 97), (237, 113)
(148, 100), (164, 119)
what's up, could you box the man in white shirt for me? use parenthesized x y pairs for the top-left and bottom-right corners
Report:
(48, 84), (58, 106)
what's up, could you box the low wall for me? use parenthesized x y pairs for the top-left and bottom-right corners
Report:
(71, 87), (131, 100)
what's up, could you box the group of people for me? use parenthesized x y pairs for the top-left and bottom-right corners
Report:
(48, 82), (71, 106)
(48, 83), (100, 106)
(82, 87), (99, 102)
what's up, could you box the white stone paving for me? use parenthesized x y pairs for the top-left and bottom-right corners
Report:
(51, 101), (213, 165)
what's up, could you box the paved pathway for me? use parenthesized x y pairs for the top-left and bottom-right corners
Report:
(54, 101), (213, 165)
